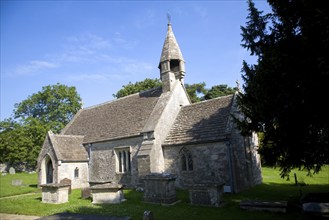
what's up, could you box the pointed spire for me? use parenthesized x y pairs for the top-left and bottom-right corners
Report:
(158, 19), (185, 92)
(159, 22), (184, 64)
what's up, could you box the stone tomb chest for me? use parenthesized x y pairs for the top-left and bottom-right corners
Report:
(142, 173), (177, 205)
(40, 183), (71, 204)
(90, 182), (125, 204)
(188, 183), (224, 207)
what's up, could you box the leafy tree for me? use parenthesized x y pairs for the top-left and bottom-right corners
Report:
(204, 84), (237, 100)
(113, 78), (162, 98)
(237, 0), (329, 177)
(114, 78), (236, 104)
(185, 82), (207, 103)
(0, 118), (48, 168)
(14, 83), (82, 133)
(0, 83), (82, 169)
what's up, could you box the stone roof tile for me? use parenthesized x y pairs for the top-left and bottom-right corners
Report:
(159, 23), (184, 63)
(164, 94), (234, 145)
(62, 87), (162, 143)
(51, 134), (88, 161)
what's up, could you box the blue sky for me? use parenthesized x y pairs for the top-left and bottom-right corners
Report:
(1, 0), (271, 120)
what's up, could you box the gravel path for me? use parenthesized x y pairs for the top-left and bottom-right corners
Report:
(0, 213), (40, 220)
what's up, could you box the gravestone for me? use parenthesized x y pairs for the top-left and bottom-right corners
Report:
(143, 211), (154, 220)
(12, 179), (22, 186)
(81, 187), (91, 199)
(240, 200), (288, 213)
(301, 192), (329, 218)
(9, 167), (15, 174)
(60, 178), (72, 194)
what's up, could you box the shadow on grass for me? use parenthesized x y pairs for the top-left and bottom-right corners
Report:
(24, 184), (328, 220)
(38, 212), (131, 220)
(29, 184), (38, 188)
(34, 196), (42, 201)
(228, 182), (329, 201)
(223, 182), (329, 218)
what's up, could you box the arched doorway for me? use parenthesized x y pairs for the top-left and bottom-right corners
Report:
(40, 155), (55, 185)
(46, 159), (53, 184)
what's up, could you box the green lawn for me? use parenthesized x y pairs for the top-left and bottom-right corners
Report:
(0, 166), (328, 220)
(0, 172), (40, 197)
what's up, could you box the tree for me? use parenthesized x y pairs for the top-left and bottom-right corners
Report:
(0, 83), (82, 169)
(0, 118), (48, 168)
(204, 84), (237, 100)
(114, 78), (236, 104)
(14, 83), (82, 133)
(237, 0), (329, 177)
(185, 82), (207, 103)
(113, 78), (162, 98)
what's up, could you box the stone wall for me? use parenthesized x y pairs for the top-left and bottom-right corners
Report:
(227, 94), (262, 192)
(140, 82), (190, 174)
(57, 162), (89, 189)
(163, 142), (230, 189)
(89, 136), (143, 187)
(37, 136), (59, 186)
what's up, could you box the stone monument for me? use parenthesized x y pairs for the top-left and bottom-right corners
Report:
(142, 173), (177, 204)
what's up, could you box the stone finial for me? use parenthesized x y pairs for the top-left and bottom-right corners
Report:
(236, 80), (241, 92)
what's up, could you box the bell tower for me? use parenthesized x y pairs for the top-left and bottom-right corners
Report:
(158, 21), (185, 92)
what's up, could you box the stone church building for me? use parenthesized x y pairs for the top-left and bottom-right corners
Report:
(37, 22), (262, 193)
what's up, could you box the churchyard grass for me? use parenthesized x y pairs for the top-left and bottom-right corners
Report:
(0, 172), (40, 197)
(0, 166), (328, 219)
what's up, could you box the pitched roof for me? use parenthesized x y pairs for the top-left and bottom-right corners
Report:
(62, 87), (162, 143)
(163, 94), (234, 146)
(49, 133), (88, 162)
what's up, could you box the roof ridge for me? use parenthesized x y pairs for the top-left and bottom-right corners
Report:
(182, 94), (234, 108)
(53, 133), (85, 138)
(47, 131), (63, 161)
(83, 86), (162, 110)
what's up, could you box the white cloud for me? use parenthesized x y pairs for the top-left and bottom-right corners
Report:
(59, 33), (113, 63)
(7, 33), (153, 82)
(14, 60), (58, 75)
(66, 33), (112, 50)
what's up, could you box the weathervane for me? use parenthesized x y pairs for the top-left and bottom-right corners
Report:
(167, 12), (171, 24)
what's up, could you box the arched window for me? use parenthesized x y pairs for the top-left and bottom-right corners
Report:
(74, 167), (79, 178)
(180, 148), (193, 171)
(115, 148), (131, 173)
